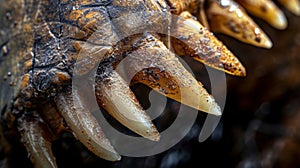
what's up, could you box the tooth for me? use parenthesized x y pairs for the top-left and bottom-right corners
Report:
(18, 112), (58, 168)
(278, 0), (300, 16)
(235, 0), (288, 29)
(55, 90), (121, 161)
(122, 33), (221, 116)
(171, 11), (246, 76)
(95, 69), (160, 141)
(207, 0), (273, 48)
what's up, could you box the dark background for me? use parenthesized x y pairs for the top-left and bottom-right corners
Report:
(2, 6), (300, 168)
(50, 8), (300, 168)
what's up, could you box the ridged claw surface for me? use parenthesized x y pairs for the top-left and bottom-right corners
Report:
(55, 90), (121, 161)
(207, 0), (273, 48)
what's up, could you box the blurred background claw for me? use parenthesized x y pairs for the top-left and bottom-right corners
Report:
(278, 0), (300, 16)
(235, 0), (288, 29)
(207, 0), (273, 48)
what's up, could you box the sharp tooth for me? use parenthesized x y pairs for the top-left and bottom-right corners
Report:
(18, 112), (58, 168)
(55, 90), (121, 161)
(278, 0), (300, 16)
(235, 0), (288, 29)
(207, 0), (273, 48)
(122, 33), (221, 116)
(171, 11), (246, 76)
(95, 69), (160, 141)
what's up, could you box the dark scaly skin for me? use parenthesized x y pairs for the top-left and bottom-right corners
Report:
(0, 1), (169, 166)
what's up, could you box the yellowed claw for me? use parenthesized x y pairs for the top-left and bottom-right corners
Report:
(55, 90), (121, 161)
(278, 0), (300, 16)
(123, 33), (221, 116)
(95, 70), (160, 141)
(235, 0), (287, 29)
(207, 0), (273, 48)
(171, 11), (246, 76)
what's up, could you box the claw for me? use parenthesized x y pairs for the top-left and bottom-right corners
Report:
(121, 33), (221, 115)
(18, 112), (57, 168)
(95, 69), (160, 141)
(207, 0), (272, 48)
(166, 0), (199, 14)
(55, 90), (121, 161)
(235, 0), (287, 29)
(171, 11), (246, 76)
(278, 0), (300, 16)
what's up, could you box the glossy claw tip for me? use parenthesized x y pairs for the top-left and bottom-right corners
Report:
(275, 11), (288, 30)
(264, 37), (273, 49)
(124, 34), (222, 115)
(95, 70), (160, 141)
(279, 0), (300, 16)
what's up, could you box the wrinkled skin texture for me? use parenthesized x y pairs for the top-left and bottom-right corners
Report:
(0, 0), (300, 168)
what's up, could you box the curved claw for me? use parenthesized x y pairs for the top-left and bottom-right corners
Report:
(207, 0), (272, 48)
(235, 0), (287, 29)
(18, 112), (57, 168)
(95, 69), (160, 141)
(55, 90), (121, 161)
(121, 33), (221, 115)
(171, 11), (246, 76)
(278, 0), (300, 16)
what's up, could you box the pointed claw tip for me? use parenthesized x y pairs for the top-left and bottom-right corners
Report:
(143, 127), (160, 141)
(275, 12), (288, 30)
(148, 133), (161, 142)
(294, 8), (300, 16)
(108, 153), (121, 161)
(239, 68), (247, 77)
(263, 38), (273, 49)
(210, 105), (222, 116)
(104, 149), (121, 161)
(115, 155), (122, 161)
(280, 0), (300, 16)
(291, 6), (300, 16)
